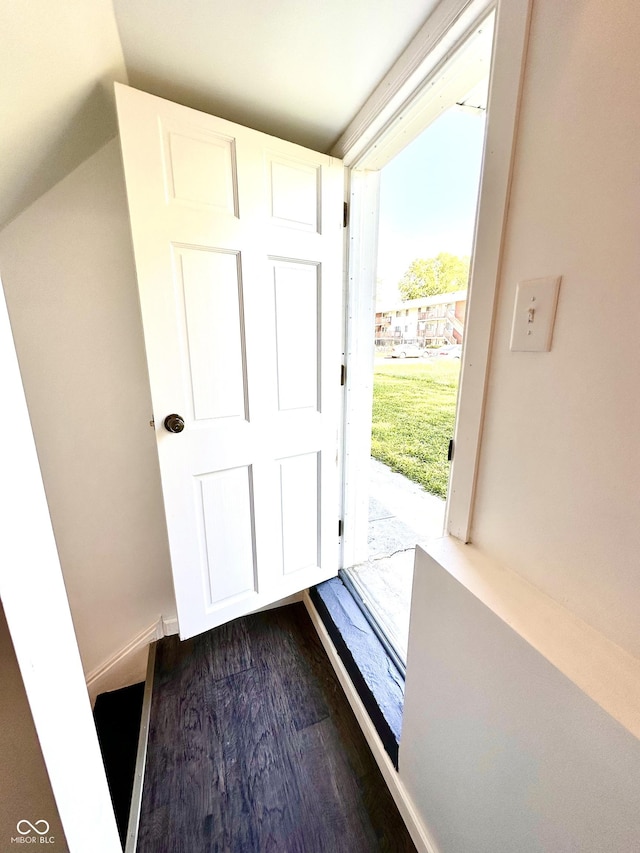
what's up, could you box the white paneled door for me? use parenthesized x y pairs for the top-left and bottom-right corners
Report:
(115, 84), (344, 639)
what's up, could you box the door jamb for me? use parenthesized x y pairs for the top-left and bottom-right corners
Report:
(337, 0), (533, 564)
(0, 279), (121, 851)
(339, 168), (381, 569)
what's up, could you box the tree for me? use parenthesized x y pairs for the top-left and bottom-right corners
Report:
(398, 253), (470, 300)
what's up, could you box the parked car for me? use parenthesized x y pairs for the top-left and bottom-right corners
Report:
(435, 344), (462, 359)
(390, 344), (421, 358)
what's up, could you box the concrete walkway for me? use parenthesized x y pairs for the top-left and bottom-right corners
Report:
(347, 459), (446, 659)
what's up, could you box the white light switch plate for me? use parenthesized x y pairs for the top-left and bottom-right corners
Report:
(510, 276), (561, 352)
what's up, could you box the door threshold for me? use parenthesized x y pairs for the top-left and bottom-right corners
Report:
(308, 577), (404, 768)
(339, 568), (406, 679)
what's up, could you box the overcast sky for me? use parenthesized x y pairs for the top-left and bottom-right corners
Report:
(376, 107), (486, 305)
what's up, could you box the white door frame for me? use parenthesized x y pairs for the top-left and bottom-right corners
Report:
(336, 0), (532, 565)
(0, 280), (121, 852)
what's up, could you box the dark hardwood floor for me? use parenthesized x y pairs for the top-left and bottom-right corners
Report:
(138, 603), (417, 852)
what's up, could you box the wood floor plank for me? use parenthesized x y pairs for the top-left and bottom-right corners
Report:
(138, 603), (417, 852)
(204, 664), (309, 853)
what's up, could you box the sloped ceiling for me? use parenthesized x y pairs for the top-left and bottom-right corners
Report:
(112, 0), (436, 153)
(0, 0), (128, 230)
(0, 0), (436, 230)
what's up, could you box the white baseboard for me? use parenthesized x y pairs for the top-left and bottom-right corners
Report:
(86, 614), (178, 703)
(161, 615), (179, 636)
(303, 591), (440, 853)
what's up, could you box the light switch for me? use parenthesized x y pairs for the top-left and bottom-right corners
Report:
(509, 276), (561, 352)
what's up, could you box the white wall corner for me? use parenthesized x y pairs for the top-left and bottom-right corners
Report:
(86, 619), (164, 704)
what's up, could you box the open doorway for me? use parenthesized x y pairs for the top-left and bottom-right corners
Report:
(340, 13), (494, 665)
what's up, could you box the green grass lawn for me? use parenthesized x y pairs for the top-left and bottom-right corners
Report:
(371, 357), (460, 499)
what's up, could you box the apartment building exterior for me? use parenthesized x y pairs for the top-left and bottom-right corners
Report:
(374, 289), (467, 348)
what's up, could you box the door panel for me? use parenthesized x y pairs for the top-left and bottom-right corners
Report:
(164, 128), (237, 213)
(115, 84), (343, 639)
(272, 259), (319, 412)
(278, 452), (320, 574)
(269, 157), (320, 230)
(195, 466), (257, 608)
(177, 247), (247, 422)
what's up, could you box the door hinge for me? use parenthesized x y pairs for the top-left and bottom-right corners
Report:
(338, 519), (343, 538)
(448, 438), (454, 461)
(343, 201), (349, 228)
(340, 363), (346, 386)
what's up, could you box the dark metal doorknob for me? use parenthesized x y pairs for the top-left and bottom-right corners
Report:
(164, 414), (185, 433)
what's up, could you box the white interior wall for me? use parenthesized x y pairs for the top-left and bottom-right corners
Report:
(401, 549), (640, 853)
(471, 0), (640, 657)
(0, 140), (176, 677)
